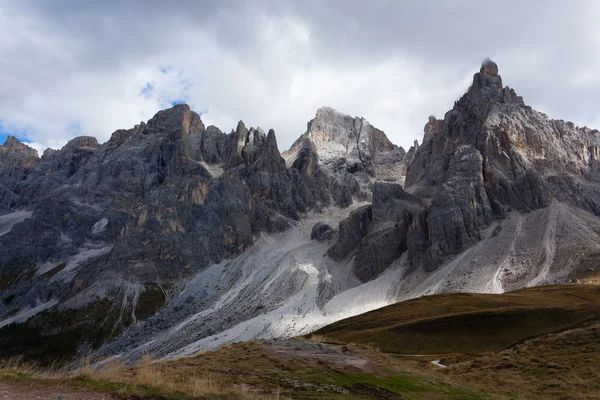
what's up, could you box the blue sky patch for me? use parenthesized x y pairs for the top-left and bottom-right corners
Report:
(0, 120), (30, 146)
(67, 121), (82, 137)
(139, 82), (154, 98)
(138, 67), (195, 109)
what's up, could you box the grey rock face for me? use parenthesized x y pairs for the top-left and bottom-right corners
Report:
(296, 107), (404, 176)
(284, 107), (408, 204)
(242, 127), (266, 166)
(188, 125), (225, 164)
(247, 128), (298, 227)
(0, 102), (404, 359)
(353, 224), (407, 282)
(329, 183), (424, 282)
(405, 58), (600, 271)
(327, 205), (373, 261)
(0, 137), (40, 211)
(372, 182), (423, 221)
(0, 136), (39, 167)
(225, 121), (248, 168)
(310, 222), (336, 242)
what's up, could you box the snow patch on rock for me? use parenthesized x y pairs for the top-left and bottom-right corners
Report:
(0, 210), (32, 237)
(199, 161), (224, 178)
(0, 299), (59, 328)
(91, 218), (108, 235)
(55, 244), (113, 282)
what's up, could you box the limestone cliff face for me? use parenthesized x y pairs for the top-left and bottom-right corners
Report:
(402, 59), (600, 271)
(0, 137), (41, 210)
(3, 60), (598, 289)
(0, 103), (403, 335)
(284, 107), (408, 207)
(321, 58), (600, 283)
(285, 106), (407, 175)
(0, 105), (339, 284)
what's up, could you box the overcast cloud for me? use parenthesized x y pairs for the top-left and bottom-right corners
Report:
(1, 0), (599, 155)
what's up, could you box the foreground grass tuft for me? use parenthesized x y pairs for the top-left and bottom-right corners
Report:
(0, 355), (277, 400)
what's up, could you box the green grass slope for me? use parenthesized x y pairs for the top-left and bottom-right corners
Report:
(308, 285), (600, 355)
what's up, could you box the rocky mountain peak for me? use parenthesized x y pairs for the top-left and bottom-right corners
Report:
(423, 115), (443, 143)
(63, 136), (100, 151)
(403, 58), (600, 275)
(480, 57), (499, 76)
(141, 104), (205, 145)
(0, 136), (39, 165)
(465, 57), (504, 100)
(3, 136), (23, 148)
(41, 148), (57, 160)
(307, 106), (358, 148)
(224, 120), (249, 168)
(235, 120), (248, 136)
(284, 106), (406, 183)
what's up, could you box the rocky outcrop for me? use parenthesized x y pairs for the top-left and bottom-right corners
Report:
(296, 107), (405, 175)
(0, 136), (39, 167)
(247, 128), (298, 231)
(0, 103), (407, 287)
(311, 222), (335, 242)
(284, 107), (408, 201)
(0, 137), (40, 211)
(321, 59), (600, 281)
(327, 205), (373, 261)
(328, 182), (424, 281)
(225, 121), (248, 168)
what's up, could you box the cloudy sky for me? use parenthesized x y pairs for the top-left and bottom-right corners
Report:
(1, 0), (599, 154)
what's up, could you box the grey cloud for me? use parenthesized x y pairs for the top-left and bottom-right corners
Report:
(1, 0), (599, 153)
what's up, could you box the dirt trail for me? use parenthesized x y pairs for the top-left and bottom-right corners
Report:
(0, 381), (114, 400)
(268, 340), (370, 371)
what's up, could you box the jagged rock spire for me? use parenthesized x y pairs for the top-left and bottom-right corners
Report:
(256, 129), (285, 173)
(224, 120), (248, 168)
(480, 57), (498, 76)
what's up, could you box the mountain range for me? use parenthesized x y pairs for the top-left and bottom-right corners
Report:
(1, 58), (599, 363)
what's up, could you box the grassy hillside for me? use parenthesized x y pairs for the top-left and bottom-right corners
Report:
(2, 284), (598, 399)
(308, 285), (600, 355)
(444, 320), (600, 399)
(0, 341), (485, 400)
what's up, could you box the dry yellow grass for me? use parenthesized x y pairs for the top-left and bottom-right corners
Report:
(577, 272), (600, 284)
(0, 356), (63, 379)
(76, 354), (278, 399)
(0, 353), (280, 400)
(444, 321), (600, 400)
